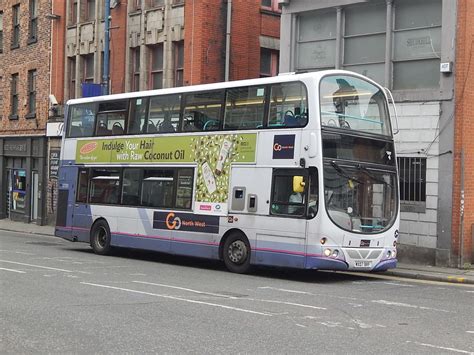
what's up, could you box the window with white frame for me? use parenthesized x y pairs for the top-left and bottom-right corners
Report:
(398, 157), (427, 212)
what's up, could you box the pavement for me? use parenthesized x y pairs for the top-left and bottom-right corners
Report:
(1, 218), (473, 285)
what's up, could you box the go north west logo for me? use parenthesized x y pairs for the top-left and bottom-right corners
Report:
(153, 211), (219, 234)
(272, 134), (295, 159)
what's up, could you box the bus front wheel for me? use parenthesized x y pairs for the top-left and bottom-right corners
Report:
(90, 220), (112, 255)
(223, 232), (251, 274)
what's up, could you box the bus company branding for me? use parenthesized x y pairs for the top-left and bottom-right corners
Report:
(153, 211), (219, 234)
(272, 134), (295, 159)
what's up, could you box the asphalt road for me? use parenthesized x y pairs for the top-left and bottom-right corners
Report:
(1, 230), (473, 354)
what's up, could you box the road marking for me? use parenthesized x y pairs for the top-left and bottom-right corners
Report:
(0, 250), (36, 255)
(406, 341), (474, 354)
(381, 282), (415, 287)
(0, 259), (77, 273)
(135, 281), (326, 310)
(466, 331), (474, 334)
(133, 281), (239, 299)
(81, 282), (272, 316)
(0, 267), (26, 274)
(249, 298), (326, 310)
(372, 299), (450, 313)
(258, 286), (311, 294)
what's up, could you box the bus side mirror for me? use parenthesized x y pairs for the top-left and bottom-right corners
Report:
(293, 176), (305, 193)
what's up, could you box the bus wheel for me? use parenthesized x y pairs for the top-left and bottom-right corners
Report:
(223, 232), (251, 274)
(90, 220), (112, 255)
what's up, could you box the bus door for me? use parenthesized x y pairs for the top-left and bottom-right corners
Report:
(55, 166), (79, 241)
(230, 167), (308, 269)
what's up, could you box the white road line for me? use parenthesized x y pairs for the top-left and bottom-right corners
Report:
(406, 341), (474, 354)
(0, 259), (76, 273)
(372, 299), (450, 313)
(81, 282), (272, 316)
(466, 331), (474, 334)
(248, 298), (326, 310)
(133, 281), (238, 299)
(258, 286), (312, 295)
(0, 250), (36, 255)
(134, 281), (326, 310)
(0, 267), (26, 274)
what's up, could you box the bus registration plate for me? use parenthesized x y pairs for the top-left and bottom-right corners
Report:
(354, 260), (372, 268)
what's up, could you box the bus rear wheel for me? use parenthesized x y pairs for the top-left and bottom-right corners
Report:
(223, 232), (251, 274)
(90, 220), (112, 255)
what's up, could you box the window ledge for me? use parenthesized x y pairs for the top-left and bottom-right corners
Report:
(260, 8), (281, 17)
(27, 37), (37, 45)
(10, 44), (20, 50)
(9, 114), (19, 120)
(400, 202), (426, 213)
(25, 113), (36, 119)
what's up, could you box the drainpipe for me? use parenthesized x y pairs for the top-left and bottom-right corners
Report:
(103, 0), (111, 94)
(225, 0), (232, 81)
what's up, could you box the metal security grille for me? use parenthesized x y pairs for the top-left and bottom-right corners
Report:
(398, 157), (426, 203)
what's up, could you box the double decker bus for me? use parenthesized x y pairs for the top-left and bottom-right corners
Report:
(55, 70), (399, 273)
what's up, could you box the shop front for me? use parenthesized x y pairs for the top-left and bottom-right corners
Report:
(0, 137), (47, 225)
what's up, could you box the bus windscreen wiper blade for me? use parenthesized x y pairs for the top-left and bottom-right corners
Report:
(330, 161), (364, 185)
(357, 164), (392, 187)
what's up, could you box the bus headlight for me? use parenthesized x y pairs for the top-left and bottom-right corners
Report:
(324, 248), (332, 257)
(386, 250), (392, 258)
(320, 237), (327, 245)
(332, 249), (339, 258)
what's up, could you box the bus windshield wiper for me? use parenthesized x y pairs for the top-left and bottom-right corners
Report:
(357, 164), (392, 187)
(330, 161), (364, 185)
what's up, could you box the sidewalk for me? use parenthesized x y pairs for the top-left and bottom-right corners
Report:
(1, 219), (473, 284)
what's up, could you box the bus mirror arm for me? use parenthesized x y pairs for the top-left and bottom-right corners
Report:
(384, 87), (399, 135)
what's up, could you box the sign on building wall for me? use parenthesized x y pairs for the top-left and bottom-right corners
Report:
(49, 149), (60, 179)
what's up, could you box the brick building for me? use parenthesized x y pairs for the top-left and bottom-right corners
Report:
(279, 0), (474, 267)
(0, 0), (65, 225)
(0, 0), (280, 226)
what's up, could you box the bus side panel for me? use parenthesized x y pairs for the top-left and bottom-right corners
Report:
(55, 164), (79, 241)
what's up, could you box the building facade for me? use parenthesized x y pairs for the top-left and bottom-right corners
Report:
(0, 0), (65, 225)
(279, 0), (473, 267)
(63, 0), (281, 99)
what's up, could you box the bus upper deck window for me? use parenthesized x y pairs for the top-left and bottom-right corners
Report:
(268, 82), (308, 128)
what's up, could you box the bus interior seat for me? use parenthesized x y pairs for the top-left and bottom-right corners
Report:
(97, 123), (111, 136)
(112, 122), (124, 135)
(147, 122), (158, 133)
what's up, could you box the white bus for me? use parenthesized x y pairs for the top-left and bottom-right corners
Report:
(55, 70), (399, 273)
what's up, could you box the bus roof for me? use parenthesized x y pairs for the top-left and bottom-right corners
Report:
(66, 70), (379, 106)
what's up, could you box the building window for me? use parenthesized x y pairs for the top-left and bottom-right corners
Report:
(393, 0), (441, 90)
(82, 54), (95, 83)
(0, 76), (3, 118)
(86, 0), (96, 21)
(296, 9), (337, 70)
(12, 4), (20, 49)
(132, 48), (141, 91)
(173, 41), (184, 87)
(261, 0), (280, 12)
(69, 57), (77, 99)
(28, 0), (38, 43)
(147, 0), (164, 8)
(27, 70), (37, 117)
(150, 44), (163, 89)
(343, 2), (386, 84)
(10, 73), (19, 119)
(70, 0), (78, 25)
(398, 157), (426, 212)
(132, 0), (142, 11)
(260, 48), (279, 77)
(0, 11), (4, 53)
